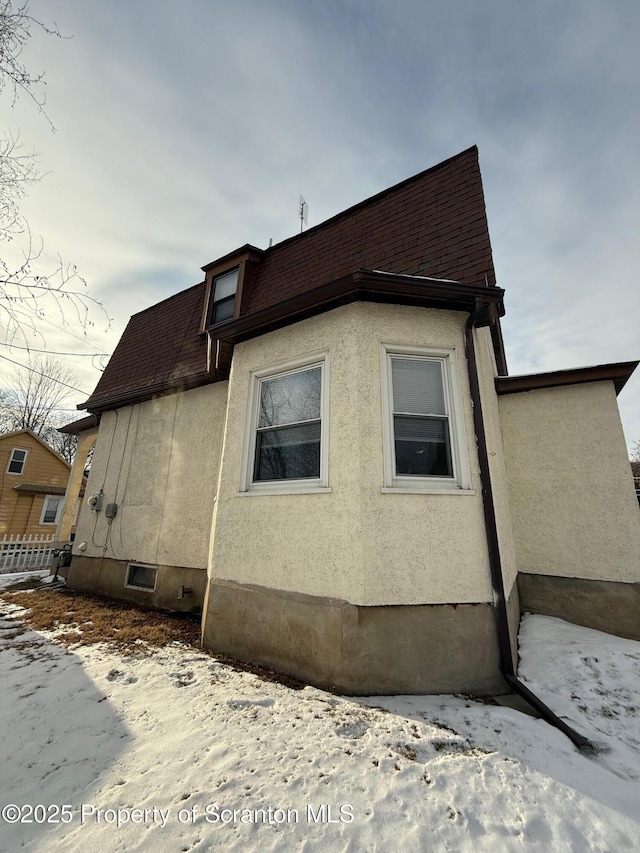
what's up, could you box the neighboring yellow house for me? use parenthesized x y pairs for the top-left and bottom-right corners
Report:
(0, 429), (78, 537)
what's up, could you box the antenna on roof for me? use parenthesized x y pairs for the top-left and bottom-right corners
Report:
(299, 195), (308, 233)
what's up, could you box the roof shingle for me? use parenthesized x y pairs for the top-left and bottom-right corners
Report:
(83, 146), (497, 411)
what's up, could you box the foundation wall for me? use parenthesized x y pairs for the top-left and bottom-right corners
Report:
(66, 554), (206, 615)
(518, 573), (640, 641)
(203, 578), (519, 695)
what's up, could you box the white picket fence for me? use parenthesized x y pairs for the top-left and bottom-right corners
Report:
(0, 533), (56, 574)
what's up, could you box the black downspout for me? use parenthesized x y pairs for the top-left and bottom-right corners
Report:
(465, 298), (594, 753)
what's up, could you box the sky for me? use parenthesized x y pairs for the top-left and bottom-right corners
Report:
(1, 0), (639, 451)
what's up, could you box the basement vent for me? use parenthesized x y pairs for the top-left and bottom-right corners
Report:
(125, 563), (157, 592)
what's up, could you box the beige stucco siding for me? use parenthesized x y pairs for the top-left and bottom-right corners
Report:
(209, 302), (507, 606)
(74, 383), (228, 568)
(499, 381), (640, 582)
(473, 326), (519, 595)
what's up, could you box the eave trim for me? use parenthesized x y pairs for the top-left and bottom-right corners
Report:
(84, 270), (505, 413)
(495, 361), (638, 397)
(210, 269), (505, 346)
(82, 371), (215, 414)
(57, 415), (98, 435)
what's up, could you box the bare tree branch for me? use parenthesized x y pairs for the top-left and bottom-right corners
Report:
(0, 0), (65, 123)
(630, 440), (640, 480)
(1, 224), (112, 346)
(0, 354), (81, 461)
(0, 2), (112, 345)
(0, 132), (40, 239)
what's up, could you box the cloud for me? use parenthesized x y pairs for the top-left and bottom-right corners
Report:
(2, 0), (639, 447)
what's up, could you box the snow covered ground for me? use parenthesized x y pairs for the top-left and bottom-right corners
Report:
(1, 576), (640, 851)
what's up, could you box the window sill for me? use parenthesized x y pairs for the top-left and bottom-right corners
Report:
(237, 486), (332, 497)
(381, 486), (476, 496)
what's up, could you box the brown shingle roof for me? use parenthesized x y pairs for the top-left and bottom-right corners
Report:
(83, 146), (497, 412)
(58, 415), (98, 435)
(242, 146), (495, 314)
(83, 281), (208, 410)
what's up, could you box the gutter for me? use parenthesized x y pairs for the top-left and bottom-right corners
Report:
(496, 361), (638, 398)
(213, 270), (505, 347)
(464, 297), (594, 752)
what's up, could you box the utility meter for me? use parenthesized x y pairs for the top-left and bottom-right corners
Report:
(87, 492), (103, 512)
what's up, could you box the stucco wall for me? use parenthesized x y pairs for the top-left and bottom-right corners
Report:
(473, 326), (519, 595)
(208, 302), (508, 606)
(74, 383), (228, 569)
(499, 381), (640, 582)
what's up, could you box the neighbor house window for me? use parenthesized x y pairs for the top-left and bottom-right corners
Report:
(241, 355), (329, 493)
(209, 267), (239, 325)
(381, 345), (471, 491)
(40, 495), (62, 525)
(125, 563), (157, 591)
(7, 448), (28, 475)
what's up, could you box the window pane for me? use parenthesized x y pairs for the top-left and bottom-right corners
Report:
(43, 497), (60, 524)
(8, 450), (26, 474)
(391, 358), (445, 415)
(213, 269), (238, 301)
(394, 415), (452, 476)
(258, 367), (321, 428)
(255, 422), (321, 481)
(127, 564), (157, 590)
(209, 269), (239, 325)
(212, 296), (235, 324)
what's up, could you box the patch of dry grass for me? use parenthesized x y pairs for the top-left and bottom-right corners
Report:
(1, 586), (307, 689)
(3, 588), (201, 652)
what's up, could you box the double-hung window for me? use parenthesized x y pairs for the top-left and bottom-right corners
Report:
(7, 448), (28, 475)
(40, 495), (62, 525)
(382, 345), (471, 491)
(209, 268), (239, 325)
(242, 355), (329, 493)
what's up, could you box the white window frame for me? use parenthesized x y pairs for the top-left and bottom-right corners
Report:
(125, 563), (158, 592)
(209, 267), (239, 326)
(380, 344), (472, 494)
(240, 352), (330, 495)
(6, 447), (28, 475)
(39, 494), (63, 525)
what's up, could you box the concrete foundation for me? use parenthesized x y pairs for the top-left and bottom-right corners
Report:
(202, 578), (520, 695)
(66, 555), (206, 615)
(518, 573), (640, 641)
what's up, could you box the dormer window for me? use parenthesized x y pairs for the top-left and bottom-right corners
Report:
(201, 245), (264, 335)
(209, 268), (239, 325)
